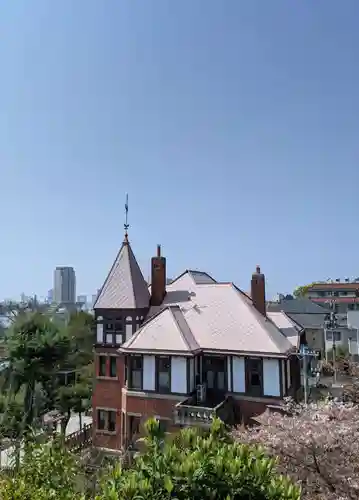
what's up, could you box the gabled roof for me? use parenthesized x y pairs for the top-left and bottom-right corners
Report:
(267, 311), (302, 348)
(121, 305), (200, 355)
(267, 298), (329, 315)
(94, 239), (150, 310)
(170, 270), (217, 286)
(120, 271), (298, 356)
(285, 313), (326, 329)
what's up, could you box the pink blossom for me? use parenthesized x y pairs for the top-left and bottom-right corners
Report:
(234, 398), (359, 500)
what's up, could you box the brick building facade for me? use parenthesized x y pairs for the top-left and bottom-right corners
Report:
(93, 234), (302, 453)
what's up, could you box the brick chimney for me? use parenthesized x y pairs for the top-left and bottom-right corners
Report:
(251, 265), (266, 316)
(150, 244), (166, 306)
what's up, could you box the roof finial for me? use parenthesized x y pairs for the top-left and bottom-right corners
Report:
(124, 193), (129, 242)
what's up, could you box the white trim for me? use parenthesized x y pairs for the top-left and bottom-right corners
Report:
(122, 388), (183, 401)
(124, 411), (142, 417)
(95, 406), (118, 412)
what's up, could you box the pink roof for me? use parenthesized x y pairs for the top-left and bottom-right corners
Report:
(121, 271), (298, 356)
(94, 239), (150, 310)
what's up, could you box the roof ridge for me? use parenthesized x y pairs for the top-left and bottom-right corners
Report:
(128, 244), (136, 306)
(93, 242), (125, 309)
(262, 313), (294, 352)
(168, 306), (191, 350)
(230, 282), (253, 301)
(127, 242), (147, 305)
(169, 269), (217, 286)
(94, 239), (150, 310)
(236, 287), (292, 353)
(168, 305), (199, 352)
(281, 312), (303, 332)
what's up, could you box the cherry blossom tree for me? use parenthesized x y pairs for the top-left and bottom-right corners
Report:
(234, 399), (359, 500)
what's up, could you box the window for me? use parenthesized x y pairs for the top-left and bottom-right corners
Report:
(97, 409), (106, 430)
(203, 356), (226, 391)
(98, 356), (106, 377)
(97, 409), (116, 432)
(114, 320), (124, 345)
(108, 411), (116, 432)
(129, 415), (141, 437)
(129, 356), (143, 390)
(104, 321), (114, 344)
(110, 357), (117, 378)
(245, 358), (263, 396)
(156, 356), (171, 393)
(326, 331), (341, 342)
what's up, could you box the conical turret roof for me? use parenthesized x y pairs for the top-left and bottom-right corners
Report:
(94, 239), (150, 310)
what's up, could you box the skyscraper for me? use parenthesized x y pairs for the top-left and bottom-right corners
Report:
(53, 267), (76, 304)
(47, 289), (53, 304)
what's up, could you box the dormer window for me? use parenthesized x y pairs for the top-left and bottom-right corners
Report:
(103, 319), (125, 345)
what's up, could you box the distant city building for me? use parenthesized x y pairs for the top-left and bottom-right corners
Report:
(47, 289), (53, 304)
(53, 267), (76, 305)
(77, 295), (87, 304)
(305, 280), (359, 313)
(77, 295), (88, 310)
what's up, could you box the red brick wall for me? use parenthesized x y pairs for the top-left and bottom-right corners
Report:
(92, 349), (282, 450)
(94, 426), (122, 450)
(234, 399), (268, 424)
(92, 349), (126, 449)
(124, 393), (182, 419)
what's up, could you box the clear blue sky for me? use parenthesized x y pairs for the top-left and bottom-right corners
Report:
(1, 0), (359, 300)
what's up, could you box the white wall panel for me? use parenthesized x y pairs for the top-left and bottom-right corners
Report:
(232, 356), (245, 393)
(171, 357), (187, 394)
(263, 359), (280, 397)
(143, 355), (155, 391)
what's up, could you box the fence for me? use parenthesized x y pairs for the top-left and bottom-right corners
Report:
(64, 422), (93, 451)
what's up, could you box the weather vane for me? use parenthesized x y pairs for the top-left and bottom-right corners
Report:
(124, 194), (129, 240)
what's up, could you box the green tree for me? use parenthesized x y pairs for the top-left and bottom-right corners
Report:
(293, 282), (318, 298)
(65, 311), (95, 367)
(97, 418), (301, 500)
(0, 438), (84, 500)
(55, 367), (92, 435)
(0, 419), (300, 499)
(0, 394), (25, 469)
(4, 312), (70, 433)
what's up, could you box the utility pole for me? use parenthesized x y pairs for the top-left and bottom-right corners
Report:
(324, 300), (339, 385)
(297, 344), (317, 405)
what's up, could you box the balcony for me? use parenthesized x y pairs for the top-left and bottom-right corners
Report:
(174, 393), (236, 427)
